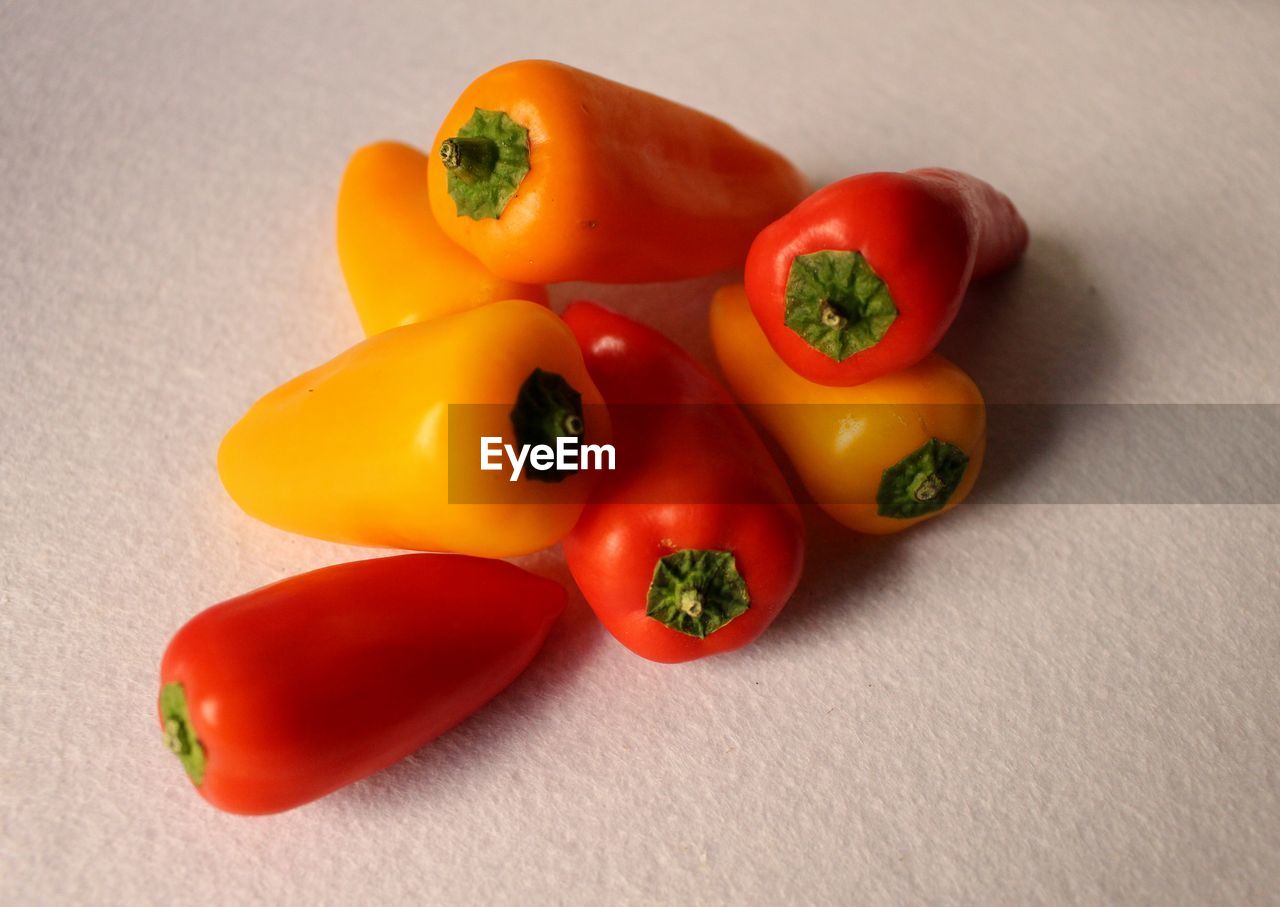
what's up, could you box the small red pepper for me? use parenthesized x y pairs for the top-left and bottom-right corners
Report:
(744, 168), (1028, 386)
(562, 302), (804, 663)
(158, 554), (564, 815)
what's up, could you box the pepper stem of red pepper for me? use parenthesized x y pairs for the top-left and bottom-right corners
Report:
(646, 549), (750, 638)
(678, 589), (704, 618)
(819, 300), (848, 329)
(159, 682), (206, 786)
(784, 250), (898, 361)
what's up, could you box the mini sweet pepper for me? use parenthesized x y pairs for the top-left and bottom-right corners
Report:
(427, 60), (808, 284)
(745, 168), (1027, 386)
(337, 140), (546, 335)
(217, 300), (608, 557)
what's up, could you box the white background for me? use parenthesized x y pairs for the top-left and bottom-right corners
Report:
(3, 1), (1278, 904)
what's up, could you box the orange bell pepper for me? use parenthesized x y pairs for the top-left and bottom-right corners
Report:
(427, 60), (808, 284)
(337, 141), (547, 336)
(710, 285), (985, 534)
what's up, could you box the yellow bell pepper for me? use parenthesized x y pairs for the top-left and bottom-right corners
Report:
(710, 284), (985, 534)
(218, 300), (608, 557)
(337, 141), (547, 336)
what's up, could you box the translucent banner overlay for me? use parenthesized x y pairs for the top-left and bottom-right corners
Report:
(446, 404), (1280, 505)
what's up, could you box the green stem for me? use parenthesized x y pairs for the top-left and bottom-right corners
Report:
(876, 438), (970, 519)
(159, 682), (206, 786)
(441, 108), (531, 220)
(784, 250), (898, 361)
(646, 549), (750, 638)
(439, 136), (498, 183)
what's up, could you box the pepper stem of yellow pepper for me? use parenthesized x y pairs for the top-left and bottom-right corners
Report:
(509, 369), (585, 483)
(440, 136), (499, 184)
(876, 438), (969, 519)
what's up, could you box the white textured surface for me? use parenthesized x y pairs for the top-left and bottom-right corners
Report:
(3, 1), (1279, 904)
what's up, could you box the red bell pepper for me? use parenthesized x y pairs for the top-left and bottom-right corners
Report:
(561, 302), (804, 663)
(744, 168), (1028, 386)
(158, 554), (563, 815)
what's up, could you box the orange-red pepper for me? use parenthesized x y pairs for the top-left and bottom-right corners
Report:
(159, 554), (563, 815)
(745, 169), (1027, 386)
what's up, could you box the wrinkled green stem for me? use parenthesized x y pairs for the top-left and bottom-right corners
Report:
(784, 250), (898, 361)
(876, 438), (969, 518)
(442, 108), (531, 220)
(647, 549), (750, 638)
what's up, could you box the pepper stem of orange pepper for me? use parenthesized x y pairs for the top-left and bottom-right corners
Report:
(440, 136), (498, 184)
(646, 549), (750, 638)
(441, 108), (531, 220)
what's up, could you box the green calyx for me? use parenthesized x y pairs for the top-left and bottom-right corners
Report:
(509, 368), (584, 483)
(783, 250), (898, 361)
(159, 682), (206, 786)
(876, 438), (969, 519)
(646, 549), (750, 639)
(440, 108), (530, 220)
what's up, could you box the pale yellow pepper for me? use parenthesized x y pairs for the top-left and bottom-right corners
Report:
(337, 141), (547, 336)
